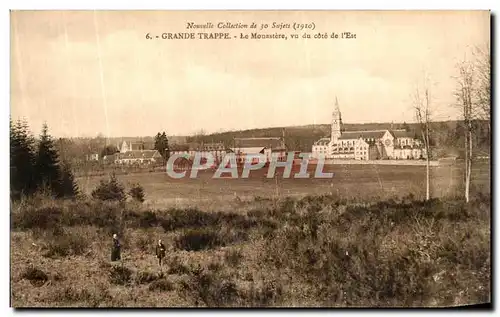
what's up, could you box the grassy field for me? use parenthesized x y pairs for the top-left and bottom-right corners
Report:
(10, 161), (490, 307)
(77, 162), (490, 209)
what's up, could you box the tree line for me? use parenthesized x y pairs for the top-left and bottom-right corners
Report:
(10, 119), (79, 201)
(413, 44), (490, 202)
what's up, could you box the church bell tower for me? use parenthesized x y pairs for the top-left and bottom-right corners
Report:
(331, 96), (342, 142)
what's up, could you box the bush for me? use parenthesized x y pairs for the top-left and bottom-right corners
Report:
(134, 231), (153, 252)
(260, 195), (491, 307)
(167, 256), (191, 275)
(109, 265), (132, 286)
(42, 229), (89, 258)
(175, 229), (225, 251)
(139, 211), (158, 228)
(54, 286), (93, 303)
(12, 205), (62, 230)
(224, 248), (243, 267)
(21, 266), (48, 287)
(160, 208), (258, 232)
(136, 270), (160, 284)
(244, 279), (283, 307)
(180, 269), (239, 307)
(128, 183), (145, 203)
(148, 279), (174, 292)
(91, 173), (126, 202)
(160, 208), (219, 232)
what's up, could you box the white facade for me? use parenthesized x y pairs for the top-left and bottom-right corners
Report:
(312, 98), (425, 160)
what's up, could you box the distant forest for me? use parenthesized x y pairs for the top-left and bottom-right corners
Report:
(47, 119), (490, 168)
(183, 120), (491, 158)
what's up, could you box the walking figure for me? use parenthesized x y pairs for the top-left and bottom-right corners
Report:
(155, 239), (166, 266)
(111, 233), (121, 262)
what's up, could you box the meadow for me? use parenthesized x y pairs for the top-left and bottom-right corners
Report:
(10, 161), (491, 307)
(76, 162), (490, 209)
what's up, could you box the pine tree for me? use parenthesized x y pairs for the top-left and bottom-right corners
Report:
(59, 161), (79, 198)
(10, 118), (37, 199)
(154, 131), (170, 160)
(34, 123), (61, 197)
(128, 183), (145, 203)
(91, 172), (126, 202)
(161, 132), (170, 160)
(154, 132), (161, 152)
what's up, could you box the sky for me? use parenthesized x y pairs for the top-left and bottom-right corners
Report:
(10, 10), (490, 138)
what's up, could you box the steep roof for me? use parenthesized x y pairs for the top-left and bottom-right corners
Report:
(234, 137), (284, 149)
(117, 150), (161, 160)
(314, 138), (331, 146)
(390, 130), (416, 139)
(338, 130), (387, 140)
(230, 147), (266, 154)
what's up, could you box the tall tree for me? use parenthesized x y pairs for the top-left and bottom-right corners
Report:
(161, 132), (170, 159)
(59, 161), (79, 198)
(101, 144), (119, 158)
(454, 60), (475, 203)
(413, 80), (433, 201)
(473, 44), (491, 132)
(10, 119), (37, 199)
(34, 123), (61, 196)
(154, 132), (170, 160)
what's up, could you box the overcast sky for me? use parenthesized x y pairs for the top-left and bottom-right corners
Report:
(11, 10), (490, 138)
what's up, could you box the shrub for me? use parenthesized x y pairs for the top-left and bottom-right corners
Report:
(12, 205), (62, 230)
(180, 269), (239, 307)
(207, 261), (223, 272)
(148, 279), (174, 292)
(109, 265), (132, 286)
(160, 208), (258, 232)
(224, 248), (243, 267)
(91, 173), (126, 202)
(136, 270), (160, 284)
(42, 229), (89, 258)
(139, 211), (158, 228)
(54, 286), (93, 303)
(160, 208), (219, 232)
(167, 256), (191, 275)
(244, 279), (283, 307)
(134, 231), (153, 252)
(259, 195), (491, 307)
(175, 229), (225, 251)
(128, 183), (145, 203)
(21, 266), (48, 287)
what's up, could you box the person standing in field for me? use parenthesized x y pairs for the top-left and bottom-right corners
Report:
(155, 239), (166, 267)
(111, 233), (121, 262)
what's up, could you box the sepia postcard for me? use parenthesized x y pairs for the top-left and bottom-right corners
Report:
(10, 10), (491, 308)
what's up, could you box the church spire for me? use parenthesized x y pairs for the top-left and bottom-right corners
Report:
(331, 96), (342, 142)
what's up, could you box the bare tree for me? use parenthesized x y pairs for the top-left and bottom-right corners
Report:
(413, 81), (432, 201)
(473, 44), (491, 132)
(454, 60), (475, 203)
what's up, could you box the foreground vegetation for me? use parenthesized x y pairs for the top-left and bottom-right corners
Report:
(11, 192), (490, 307)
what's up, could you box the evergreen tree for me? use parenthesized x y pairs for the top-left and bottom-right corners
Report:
(154, 131), (170, 160)
(100, 144), (119, 158)
(10, 119), (37, 199)
(59, 161), (79, 198)
(34, 123), (61, 196)
(161, 132), (170, 159)
(91, 172), (126, 202)
(128, 183), (145, 203)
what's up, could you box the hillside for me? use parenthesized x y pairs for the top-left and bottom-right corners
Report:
(184, 120), (491, 157)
